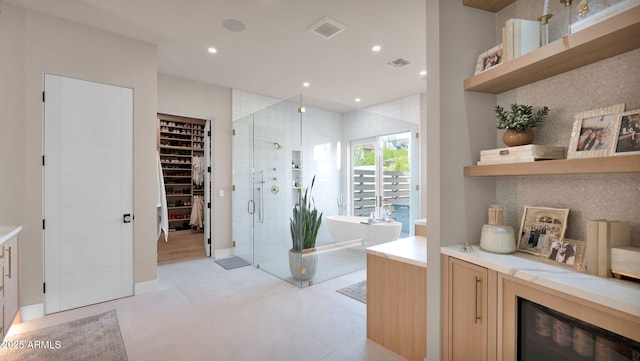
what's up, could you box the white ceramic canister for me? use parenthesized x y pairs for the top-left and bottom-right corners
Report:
(534, 309), (552, 337)
(552, 318), (573, 346)
(573, 327), (595, 357)
(480, 224), (516, 254)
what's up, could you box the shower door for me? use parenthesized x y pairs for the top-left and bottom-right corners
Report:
(231, 114), (255, 264)
(232, 97), (303, 286)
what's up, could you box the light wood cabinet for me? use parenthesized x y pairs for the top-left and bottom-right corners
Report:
(442, 255), (498, 361)
(367, 252), (426, 361)
(1, 234), (19, 340)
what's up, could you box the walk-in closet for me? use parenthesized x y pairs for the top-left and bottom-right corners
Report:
(157, 113), (211, 264)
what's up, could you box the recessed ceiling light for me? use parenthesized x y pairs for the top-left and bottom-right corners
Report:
(207, 47), (218, 54)
(372, 45), (381, 52)
(355, 98), (361, 102)
(419, 70), (427, 76)
(303, 82), (310, 87)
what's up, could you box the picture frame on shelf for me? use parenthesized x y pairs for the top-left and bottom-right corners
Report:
(473, 44), (503, 75)
(545, 238), (586, 271)
(612, 109), (640, 156)
(517, 206), (570, 257)
(567, 103), (626, 159)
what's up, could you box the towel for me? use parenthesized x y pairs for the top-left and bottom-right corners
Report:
(157, 151), (169, 242)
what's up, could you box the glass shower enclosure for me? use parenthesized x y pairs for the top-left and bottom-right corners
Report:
(232, 94), (418, 287)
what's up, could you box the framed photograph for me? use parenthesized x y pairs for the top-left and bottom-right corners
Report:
(567, 103), (626, 159)
(473, 44), (503, 75)
(544, 238), (586, 271)
(517, 206), (570, 257)
(612, 109), (640, 156)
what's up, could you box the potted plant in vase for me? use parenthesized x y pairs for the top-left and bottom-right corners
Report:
(496, 103), (550, 147)
(289, 175), (323, 281)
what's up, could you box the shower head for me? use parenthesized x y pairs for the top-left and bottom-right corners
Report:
(273, 142), (282, 150)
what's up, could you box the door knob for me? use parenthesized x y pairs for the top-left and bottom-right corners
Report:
(123, 214), (132, 223)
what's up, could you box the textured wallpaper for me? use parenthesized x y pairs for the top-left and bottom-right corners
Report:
(493, 2), (640, 244)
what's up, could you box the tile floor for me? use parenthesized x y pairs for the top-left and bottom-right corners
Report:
(7, 259), (408, 361)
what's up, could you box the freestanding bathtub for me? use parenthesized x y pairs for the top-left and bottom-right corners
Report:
(325, 215), (402, 246)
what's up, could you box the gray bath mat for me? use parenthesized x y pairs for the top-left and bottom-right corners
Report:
(215, 256), (251, 270)
(337, 280), (367, 304)
(0, 310), (127, 361)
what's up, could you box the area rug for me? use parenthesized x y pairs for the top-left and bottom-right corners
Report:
(215, 256), (251, 270)
(337, 280), (367, 304)
(0, 310), (127, 361)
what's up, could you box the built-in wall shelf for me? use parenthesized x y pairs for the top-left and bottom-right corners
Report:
(463, 0), (514, 12)
(464, 6), (640, 94)
(464, 155), (640, 177)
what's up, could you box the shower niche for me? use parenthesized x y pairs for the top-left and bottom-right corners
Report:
(292, 150), (302, 205)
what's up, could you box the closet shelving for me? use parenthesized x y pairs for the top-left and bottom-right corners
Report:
(158, 113), (206, 231)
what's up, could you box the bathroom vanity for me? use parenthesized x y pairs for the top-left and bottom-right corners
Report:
(0, 225), (21, 341)
(366, 235), (427, 361)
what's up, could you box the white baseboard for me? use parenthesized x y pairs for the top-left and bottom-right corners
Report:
(214, 247), (234, 259)
(20, 303), (45, 321)
(134, 279), (158, 295)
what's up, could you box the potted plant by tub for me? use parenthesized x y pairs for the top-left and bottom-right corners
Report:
(496, 103), (550, 147)
(289, 175), (323, 281)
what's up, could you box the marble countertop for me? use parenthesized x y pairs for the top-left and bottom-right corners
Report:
(441, 244), (640, 318)
(0, 225), (23, 245)
(366, 236), (427, 268)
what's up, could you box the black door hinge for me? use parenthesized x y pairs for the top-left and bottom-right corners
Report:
(207, 238), (211, 245)
(42, 219), (45, 230)
(42, 155), (45, 166)
(207, 130), (211, 137)
(207, 202), (211, 209)
(42, 91), (45, 102)
(207, 166), (211, 173)
(43, 282), (46, 293)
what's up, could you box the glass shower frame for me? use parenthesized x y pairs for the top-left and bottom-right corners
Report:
(232, 94), (419, 287)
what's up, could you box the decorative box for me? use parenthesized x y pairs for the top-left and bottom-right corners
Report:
(478, 145), (565, 165)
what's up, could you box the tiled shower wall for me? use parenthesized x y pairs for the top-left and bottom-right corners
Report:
(494, 2), (640, 244)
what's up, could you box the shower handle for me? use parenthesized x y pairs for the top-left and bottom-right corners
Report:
(259, 172), (265, 223)
(247, 200), (255, 215)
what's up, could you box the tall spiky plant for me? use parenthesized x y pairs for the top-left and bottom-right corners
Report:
(290, 175), (323, 252)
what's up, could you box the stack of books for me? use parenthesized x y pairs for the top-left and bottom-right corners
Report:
(502, 18), (540, 62)
(478, 144), (564, 165)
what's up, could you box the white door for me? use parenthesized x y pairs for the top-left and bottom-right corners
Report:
(44, 74), (133, 314)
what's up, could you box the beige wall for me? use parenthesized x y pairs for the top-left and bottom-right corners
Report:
(1, 4), (159, 308)
(157, 73), (233, 251)
(426, 1), (498, 360)
(0, 5), (26, 227)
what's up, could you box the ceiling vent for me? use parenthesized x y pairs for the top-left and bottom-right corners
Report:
(308, 16), (346, 39)
(386, 57), (412, 69)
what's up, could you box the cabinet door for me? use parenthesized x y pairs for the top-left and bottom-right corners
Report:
(3, 236), (18, 333)
(445, 257), (489, 361)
